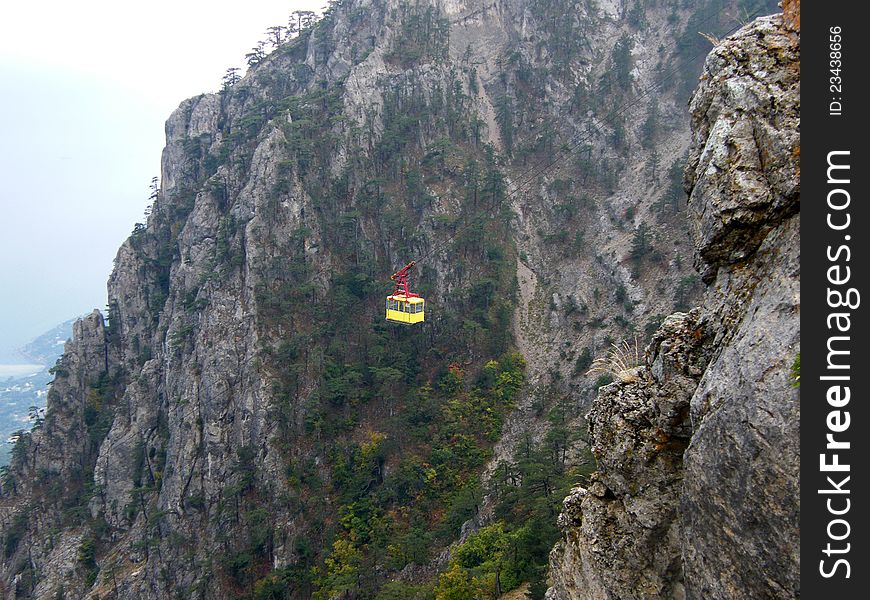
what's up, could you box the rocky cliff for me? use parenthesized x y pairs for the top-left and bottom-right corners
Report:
(1, 0), (782, 598)
(546, 4), (799, 599)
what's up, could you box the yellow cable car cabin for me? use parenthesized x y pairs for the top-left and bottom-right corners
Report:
(386, 261), (425, 324)
(386, 295), (425, 324)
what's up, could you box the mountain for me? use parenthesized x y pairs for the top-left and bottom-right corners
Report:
(0, 0), (790, 598)
(0, 371), (52, 467)
(15, 319), (76, 366)
(0, 319), (74, 467)
(546, 2), (800, 597)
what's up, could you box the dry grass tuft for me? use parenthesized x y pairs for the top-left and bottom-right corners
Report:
(587, 337), (643, 383)
(698, 31), (720, 46)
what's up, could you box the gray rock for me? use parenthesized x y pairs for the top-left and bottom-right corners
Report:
(547, 8), (799, 600)
(547, 311), (709, 600)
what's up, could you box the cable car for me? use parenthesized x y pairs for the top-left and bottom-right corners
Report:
(386, 261), (424, 324)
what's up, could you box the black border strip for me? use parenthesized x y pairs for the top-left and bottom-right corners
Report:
(802, 2), (869, 596)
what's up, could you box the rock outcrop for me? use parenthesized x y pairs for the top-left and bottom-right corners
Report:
(680, 7), (800, 596)
(547, 311), (711, 600)
(547, 5), (799, 599)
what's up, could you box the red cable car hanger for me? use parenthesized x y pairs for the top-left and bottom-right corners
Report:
(390, 261), (420, 299)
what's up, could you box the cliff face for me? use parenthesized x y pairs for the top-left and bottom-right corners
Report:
(546, 6), (799, 600)
(1, 0), (781, 598)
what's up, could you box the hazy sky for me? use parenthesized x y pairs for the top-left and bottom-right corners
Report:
(0, 1), (321, 359)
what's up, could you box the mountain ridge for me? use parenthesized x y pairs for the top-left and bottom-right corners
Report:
(0, 1), (789, 598)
